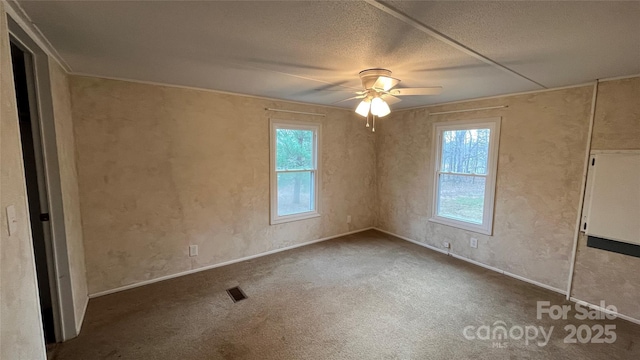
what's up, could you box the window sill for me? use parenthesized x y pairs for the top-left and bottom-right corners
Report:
(271, 212), (321, 225)
(428, 216), (492, 236)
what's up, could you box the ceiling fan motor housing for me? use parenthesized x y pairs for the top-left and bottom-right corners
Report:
(359, 68), (392, 90)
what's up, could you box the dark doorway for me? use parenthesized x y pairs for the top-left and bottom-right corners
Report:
(10, 40), (56, 344)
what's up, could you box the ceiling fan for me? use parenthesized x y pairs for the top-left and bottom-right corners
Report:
(336, 68), (442, 131)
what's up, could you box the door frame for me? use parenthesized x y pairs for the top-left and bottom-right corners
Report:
(8, 16), (78, 342)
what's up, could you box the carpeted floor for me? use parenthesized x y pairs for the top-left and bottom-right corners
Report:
(51, 230), (640, 359)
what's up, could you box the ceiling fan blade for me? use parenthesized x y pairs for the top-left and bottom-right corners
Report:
(372, 76), (401, 91)
(381, 94), (402, 105)
(317, 89), (366, 94)
(389, 87), (443, 96)
(333, 95), (365, 104)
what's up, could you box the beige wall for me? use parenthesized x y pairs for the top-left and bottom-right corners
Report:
(571, 77), (640, 320)
(590, 78), (640, 151)
(376, 77), (640, 319)
(69, 76), (377, 295)
(0, 3), (47, 359)
(376, 86), (593, 291)
(72, 74), (639, 316)
(49, 58), (88, 332)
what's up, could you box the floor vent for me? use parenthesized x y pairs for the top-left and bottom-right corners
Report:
(226, 286), (247, 303)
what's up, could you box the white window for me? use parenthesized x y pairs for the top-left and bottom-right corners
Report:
(430, 118), (501, 235)
(270, 120), (321, 224)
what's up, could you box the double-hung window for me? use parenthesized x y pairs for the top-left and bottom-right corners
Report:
(430, 118), (501, 235)
(270, 120), (321, 224)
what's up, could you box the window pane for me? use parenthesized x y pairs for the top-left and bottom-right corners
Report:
(277, 171), (314, 216)
(441, 128), (491, 174)
(437, 174), (486, 224)
(276, 128), (314, 170)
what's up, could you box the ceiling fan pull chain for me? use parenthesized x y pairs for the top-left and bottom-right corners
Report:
(366, 113), (370, 128)
(372, 115), (376, 132)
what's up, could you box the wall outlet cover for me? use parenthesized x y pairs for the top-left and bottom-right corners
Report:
(470, 238), (478, 249)
(443, 241), (450, 249)
(189, 245), (198, 257)
(347, 215), (352, 224)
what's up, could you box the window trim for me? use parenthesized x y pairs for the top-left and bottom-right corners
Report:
(270, 119), (322, 225)
(429, 117), (501, 235)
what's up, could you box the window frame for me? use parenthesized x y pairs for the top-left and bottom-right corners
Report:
(270, 119), (322, 225)
(429, 117), (501, 235)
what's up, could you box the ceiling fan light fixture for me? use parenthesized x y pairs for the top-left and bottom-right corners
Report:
(355, 99), (371, 117)
(371, 97), (390, 117)
(348, 69), (441, 130)
(376, 76), (398, 91)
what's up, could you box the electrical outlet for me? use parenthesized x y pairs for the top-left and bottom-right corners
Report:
(470, 238), (478, 249)
(443, 241), (450, 249)
(347, 215), (351, 224)
(189, 245), (198, 257)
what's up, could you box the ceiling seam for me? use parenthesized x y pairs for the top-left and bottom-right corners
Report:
(363, 0), (548, 89)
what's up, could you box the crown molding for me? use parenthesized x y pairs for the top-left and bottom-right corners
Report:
(70, 72), (352, 113)
(3, 0), (71, 72)
(598, 73), (640, 83)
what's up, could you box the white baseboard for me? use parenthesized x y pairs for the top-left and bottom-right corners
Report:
(373, 227), (566, 295)
(376, 227), (640, 327)
(374, 227), (448, 255)
(89, 227), (373, 298)
(569, 297), (640, 326)
(500, 268), (566, 295)
(75, 295), (89, 334)
(86, 226), (640, 327)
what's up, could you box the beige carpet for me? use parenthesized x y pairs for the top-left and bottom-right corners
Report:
(51, 230), (639, 359)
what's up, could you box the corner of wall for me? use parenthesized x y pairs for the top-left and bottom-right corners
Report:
(48, 57), (90, 337)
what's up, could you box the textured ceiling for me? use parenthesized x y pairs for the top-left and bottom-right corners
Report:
(17, 1), (640, 109)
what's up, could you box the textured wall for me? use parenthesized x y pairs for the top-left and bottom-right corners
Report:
(571, 77), (640, 320)
(70, 76), (376, 295)
(376, 86), (593, 291)
(590, 77), (640, 150)
(49, 58), (88, 331)
(0, 3), (47, 359)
